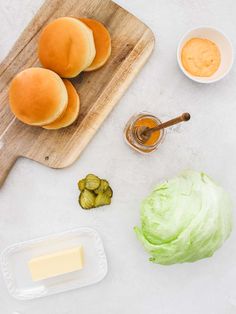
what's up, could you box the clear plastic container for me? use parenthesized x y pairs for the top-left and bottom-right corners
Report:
(1, 228), (108, 300)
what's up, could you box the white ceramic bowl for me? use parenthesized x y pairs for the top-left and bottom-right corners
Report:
(177, 27), (234, 83)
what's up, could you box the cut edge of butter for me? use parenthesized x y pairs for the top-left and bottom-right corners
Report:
(28, 246), (84, 281)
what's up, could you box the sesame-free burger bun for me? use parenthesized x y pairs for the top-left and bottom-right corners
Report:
(9, 67), (68, 126)
(38, 17), (96, 78)
(79, 18), (111, 71)
(43, 80), (80, 130)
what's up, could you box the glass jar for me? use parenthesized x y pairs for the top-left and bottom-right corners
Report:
(124, 112), (166, 154)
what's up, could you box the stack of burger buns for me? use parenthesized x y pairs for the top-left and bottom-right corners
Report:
(9, 17), (111, 130)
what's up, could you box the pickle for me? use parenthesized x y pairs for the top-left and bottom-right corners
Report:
(104, 186), (113, 198)
(94, 179), (109, 194)
(78, 179), (86, 191)
(85, 174), (101, 190)
(77, 174), (113, 209)
(79, 189), (96, 209)
(95, 193), (111, 207)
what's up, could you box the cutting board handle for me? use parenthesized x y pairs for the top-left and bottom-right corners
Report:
(0, 146), (17, 187)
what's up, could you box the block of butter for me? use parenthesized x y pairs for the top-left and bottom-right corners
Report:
(28, 246), (83, 281)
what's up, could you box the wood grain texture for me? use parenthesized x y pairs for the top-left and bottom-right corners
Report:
(0, 0), (155, 187)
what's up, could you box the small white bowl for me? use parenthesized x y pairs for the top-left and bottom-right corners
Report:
(177, 26), (234, 83)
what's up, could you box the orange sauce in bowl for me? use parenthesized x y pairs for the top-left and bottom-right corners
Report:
(181, 38), (221, 77)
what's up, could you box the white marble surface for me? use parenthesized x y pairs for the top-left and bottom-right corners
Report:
(0, 0), (236, 313)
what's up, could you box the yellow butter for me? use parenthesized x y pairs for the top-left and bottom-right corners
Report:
(28, 246), (83, 281)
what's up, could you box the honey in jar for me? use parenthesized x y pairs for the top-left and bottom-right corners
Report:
(124, 112), (165, 153)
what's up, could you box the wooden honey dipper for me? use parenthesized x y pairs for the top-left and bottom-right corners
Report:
(135, 113), (191, 144)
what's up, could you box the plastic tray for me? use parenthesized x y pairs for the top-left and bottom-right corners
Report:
(1, 228), (108, 300)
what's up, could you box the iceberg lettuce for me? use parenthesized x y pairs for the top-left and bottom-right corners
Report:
(134, 170), (232, 265)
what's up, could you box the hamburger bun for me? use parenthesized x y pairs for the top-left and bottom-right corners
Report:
(9, 67), (68, 126)
(43, 79), (80, 130)
(38, 17), (96, 78)
(80, 18), (111, 71)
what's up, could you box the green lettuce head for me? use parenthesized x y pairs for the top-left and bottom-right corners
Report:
(134, 170), (233, 265)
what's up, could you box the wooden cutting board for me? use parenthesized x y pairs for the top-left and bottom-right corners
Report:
(0, 0), (155, 187)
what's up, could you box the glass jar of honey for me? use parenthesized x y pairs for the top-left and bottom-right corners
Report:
(124, 112), (166, 153)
